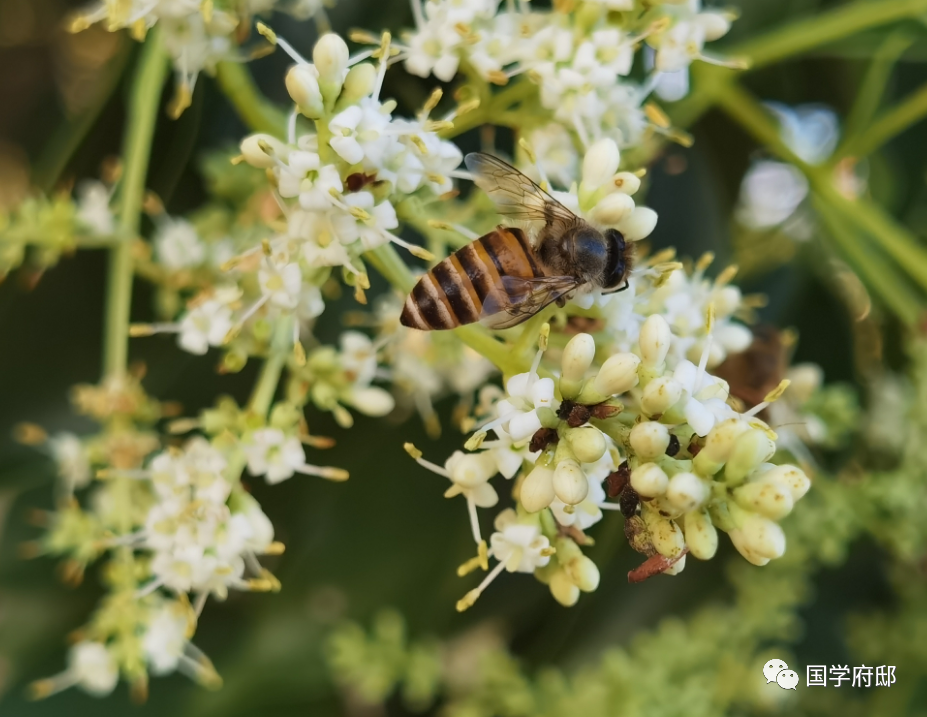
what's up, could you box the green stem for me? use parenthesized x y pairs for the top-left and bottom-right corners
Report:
(839, 81), (927, 158)
(728, 0), (927, 71)
(215, 61), (288, 138)
(248, 351), (287, 414)
(713, 80), (927, 301)
(441, 79), (537, 139)
(813, 196), (922, 325)
(103, 29), (168, 379)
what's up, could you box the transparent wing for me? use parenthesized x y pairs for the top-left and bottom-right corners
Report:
(480, 275), (583, 330)
(465, 152), (579, 234)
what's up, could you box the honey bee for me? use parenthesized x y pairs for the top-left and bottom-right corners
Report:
(713, 324), (789, 414)
(400, 153), (634, 331)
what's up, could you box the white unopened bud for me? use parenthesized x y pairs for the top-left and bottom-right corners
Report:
(286, 64), (324, 118)
(340, 62), (377, 105)
(630, 462), (668, 498)
(698, 11), (732, 41)
(560, 333), (596, 399)
(683, 509), (717, 559)
(662, 553), (686, 576)
(665, 471), (709, 513)
(565, 555), (600, 592)
(349, 386), (395, 417)
(642, 507), (685, 558)
(728, 529), (770, 566)
(553, 459), (589, 505)
(788, 364), (823, 403)
(582, 138), (621, 188)
(629, 421), (670, 459)
(589, 192), (635, 225)
(611, 171), (641, 195)
(639, 315), (672, 368)
(313, 33), (349, 101)
(715, 323), (752, 354)
(713, 285), (742, 316)
(737, 511), (786, 560)
(733, 480), (794, 520)
(616, 206), (658, 241)
(240, 134), (288, 168)
(592, 352), (640, 396)
(693, 418), (750, 475)
(641, 376), (683, 416)
(755, 464), (810, 501)
(549, 569), (580, 606)
(520, 465), (555, 513)
(724, 429), (776, 484)
(567, 427), (607, 463)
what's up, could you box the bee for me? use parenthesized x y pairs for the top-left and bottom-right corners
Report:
(713, 324), (789, 415)
(400, 153), (634, 331)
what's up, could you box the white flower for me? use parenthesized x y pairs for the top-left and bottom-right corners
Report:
(490, 509), (551, 572)
(75, 181), (114, 235)
(443, 450), (499, 508)
(673, 359), (735, 436)
(339, 192), (399, 251)
(736, 160), (810, 230)
(328, 99), (392, 167)
(340, 331), (378, 387)
(48, 433), (91, 492)
(178, 299), (233, 355)
(155, 218), (205, 269)
(258, 257), (302, 310)
(68, 642), (118, 696)
(493, 371), (555, 442)
(244, 428), (308, 484)
(143, 604), (188, 675)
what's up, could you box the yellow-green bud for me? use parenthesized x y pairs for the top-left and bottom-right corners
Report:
(630, 462), (668, 498)
(611, 171), (641, 195)
(756, 464), (810, 501)
(589, 192), (635, 226)
(724, 429), (776, 484)
(549, 569), (580, 606)
(560, 333), (596, 399)
(735, 511), (785, 560)
(733, 480), (794, 520)
(313, 33), (349, 101)
(240, 134), (288, 168)
(565, 555), (600, 592)
(639, 315), (672, 368)
(553, 459), (589, 505)
(683, 509), (718, 559)
(520, 465), (555, 513)
(285, 64), (324, 118)
(665, 471), (709, 513)
(693, 418), (750, 475)
(629, 421), (670, 460)
(642, 505), (685, 557)
(616, 206), (658, 241)
(567, 426), (607, 463)
(641, 376), (683, 416)
(339, 62), (377, 106)
(591, 352), (640, 397)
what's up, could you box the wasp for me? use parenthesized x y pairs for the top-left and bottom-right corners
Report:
(400, 153), (634, 331)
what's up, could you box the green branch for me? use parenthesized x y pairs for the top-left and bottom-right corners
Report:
(215, 61), (288, 138)
(103, 29), (168, 379)
(728, 0), (927, 71)
(839, 81), (927, 158)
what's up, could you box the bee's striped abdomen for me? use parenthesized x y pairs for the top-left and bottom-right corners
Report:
(400, 227), (543, 331)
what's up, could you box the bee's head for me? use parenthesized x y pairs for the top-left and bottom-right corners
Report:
(602, 229), (632, 291)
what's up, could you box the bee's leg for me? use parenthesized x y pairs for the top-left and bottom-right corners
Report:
(556, 296), (568, 307)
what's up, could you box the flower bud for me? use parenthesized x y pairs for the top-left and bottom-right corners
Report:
(240, 134), (288, 168)
(592, 352), (640, 397)
(715, 324), (752, 356)
(553, 459), (589, 505)
(611, 171), (641, 195)
(567, 426), (607, 463)
(508, 411), (542, 442)
(616, 206), (658, 241)
(630, 462), (668, 498)
(313, 33), (349, 102)
(549, 569), (580, 606)
(629, 421), (670, 459)
(662, 553), (686, 576)
(693, 418), (750, 475)
(560, 333), (596, 399)
(699, 11), (732, 41)
(788, 364), (823, 403)
(724, 429), (776, 484)
(737, 511), (786, 560)
(564, 555), (600, 592)
(349, 386), (395, 417)
(665, 471), (709, 513)
(728, 529), (770, 566)
(589, 192), (635, 226)
(639, 315), (672, 368)
(641, 376), (683, 416)
(732, 480), (793, 520)
(683, 509), (718, 560)
(642, 506), (685, 557)
(339, 62), (377, 106)
(581, 138), (620, 188)
(754, 464), (810, 501)
(713, 285), (742, 316)
(286, 64), (324, 118)
(520, 465), (555, 513)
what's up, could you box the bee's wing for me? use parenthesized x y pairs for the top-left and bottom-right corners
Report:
(465, 152), (579, 235)
(480, 275), (583, 330)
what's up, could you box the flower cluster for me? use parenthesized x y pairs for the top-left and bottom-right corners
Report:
(400, 0), (734, 148)
(67, 0), (328, 117)
(409, 314), (811, 609)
